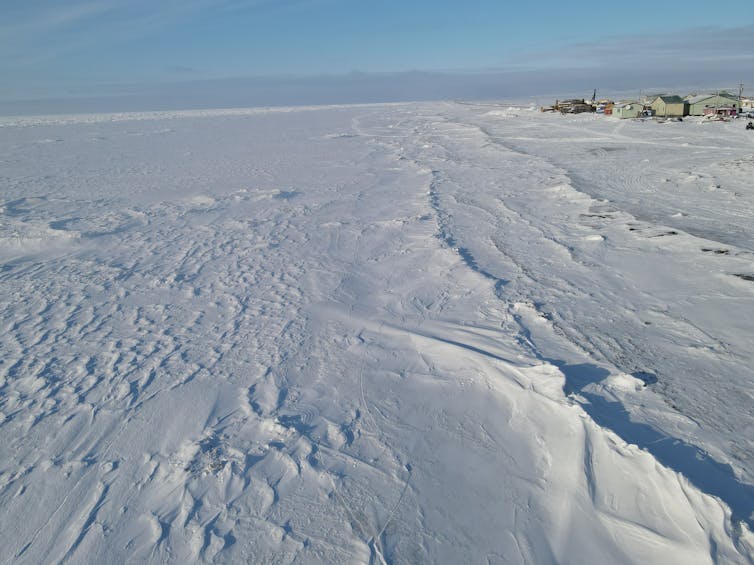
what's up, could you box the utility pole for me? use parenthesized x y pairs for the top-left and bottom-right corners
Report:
(739, 82), (745, 114)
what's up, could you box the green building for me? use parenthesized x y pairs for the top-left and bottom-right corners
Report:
(613, 101), (644, 119)
(650, 95), (686, 117)
(685, 93), (740, 116)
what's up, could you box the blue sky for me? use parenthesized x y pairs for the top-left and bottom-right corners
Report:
(1, 0), (753, 111)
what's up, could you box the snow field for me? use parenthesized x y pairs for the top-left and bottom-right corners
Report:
(0, 103), (752, 563)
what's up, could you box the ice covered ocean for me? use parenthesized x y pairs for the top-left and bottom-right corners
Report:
(1, 102), (753, 563)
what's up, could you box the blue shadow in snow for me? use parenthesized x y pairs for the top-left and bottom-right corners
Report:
(427, 177), (509, 297)
(556, 362), (754, 531)
(273, 190), (301, 200)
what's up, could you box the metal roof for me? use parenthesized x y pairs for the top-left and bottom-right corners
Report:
(654, 95), (684, 104)
(685, 93), (738, 104)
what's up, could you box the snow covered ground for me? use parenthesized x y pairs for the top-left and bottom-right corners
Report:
(1, 102), (753, 563)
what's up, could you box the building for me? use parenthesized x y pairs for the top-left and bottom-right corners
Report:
(612, 101), (644, 119)
(595, 100), (614, 115)
(650, 95), (686, 117)
(703, 106), (737, 118)
(741, 98), (754, 118)
(685, 93), (740, 116)
(554, 99), (594, 114)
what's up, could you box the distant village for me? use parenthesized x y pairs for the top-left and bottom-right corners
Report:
(543, 90), (754, 121)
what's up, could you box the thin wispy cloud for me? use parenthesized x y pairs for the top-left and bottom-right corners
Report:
(0, 2), (110, 36)
(0, 0), (305, 66)
(1, 0), (311, 37)
(515, 25), (754, 68)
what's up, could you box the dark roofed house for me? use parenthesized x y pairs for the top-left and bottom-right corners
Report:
(650, 95), (687, 118)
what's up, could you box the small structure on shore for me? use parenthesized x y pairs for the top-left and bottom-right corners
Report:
(704, 106), (738, 118)
(613, 101), (644, 119)
(553, 99), (594, 114)
(595, 99), (614, 115)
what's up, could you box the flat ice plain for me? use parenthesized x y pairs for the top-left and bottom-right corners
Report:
(1, 102), (753, 563)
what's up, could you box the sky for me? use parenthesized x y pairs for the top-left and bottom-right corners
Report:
(1, 0), (754, 113)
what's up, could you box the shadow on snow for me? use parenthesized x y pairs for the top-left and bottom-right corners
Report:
(557, 362), (754, 531)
